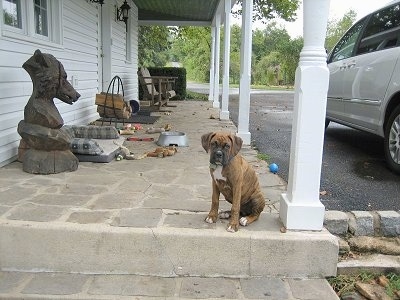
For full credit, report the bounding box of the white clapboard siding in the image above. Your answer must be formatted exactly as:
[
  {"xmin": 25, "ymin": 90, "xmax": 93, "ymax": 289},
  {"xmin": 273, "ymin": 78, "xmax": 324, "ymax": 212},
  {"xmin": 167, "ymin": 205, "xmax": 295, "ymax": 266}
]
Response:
[
  {"xmin": 0, "ymin": 0, "xmax": 139, "ymax": 167},
  {"xmin": 110, "ymin": 2, "xmax": 138, "ymax": 102}
]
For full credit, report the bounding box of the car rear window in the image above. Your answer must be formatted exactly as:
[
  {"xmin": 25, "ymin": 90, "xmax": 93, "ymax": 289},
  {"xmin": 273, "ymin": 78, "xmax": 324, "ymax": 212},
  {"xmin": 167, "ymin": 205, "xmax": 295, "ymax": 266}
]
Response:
[
  {"xmin": 356, "ymin": 4, "xmax": 400, "ymax": 55},
  {"xmin": 363, "ymin": 4, "xmax": 400, "ymax": 37}
]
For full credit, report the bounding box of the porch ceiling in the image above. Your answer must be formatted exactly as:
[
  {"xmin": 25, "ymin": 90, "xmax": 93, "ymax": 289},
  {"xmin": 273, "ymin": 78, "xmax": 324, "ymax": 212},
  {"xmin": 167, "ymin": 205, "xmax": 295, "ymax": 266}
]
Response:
[{"xmin": 132, "ymin": 0, "xmax": 221, "ymax": 26}]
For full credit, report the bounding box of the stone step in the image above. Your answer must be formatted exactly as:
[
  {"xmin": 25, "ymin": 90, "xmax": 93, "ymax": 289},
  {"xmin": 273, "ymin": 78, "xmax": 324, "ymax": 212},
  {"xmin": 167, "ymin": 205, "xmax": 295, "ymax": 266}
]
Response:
[
  {"xmin": 337, "ymin": 254, "xmax": 400, "ymax": 275},
  {"xmin": 0, "ymin": 271, "xmax": 339, "ymax": 300},
  {"xmin": 0, "ymin": 214, "xmax": 338, "ymax": 278}
]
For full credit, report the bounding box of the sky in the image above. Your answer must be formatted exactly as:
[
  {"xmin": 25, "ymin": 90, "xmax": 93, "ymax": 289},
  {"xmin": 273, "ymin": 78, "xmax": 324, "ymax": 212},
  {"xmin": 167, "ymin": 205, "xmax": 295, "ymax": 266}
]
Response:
[
  {"xmin": 283, "ymin": 0, "xmax": 393, "ymax": 38},
  {"xmin": 232, "ymin": 0, "xmax": 393, "ymax": 38}
]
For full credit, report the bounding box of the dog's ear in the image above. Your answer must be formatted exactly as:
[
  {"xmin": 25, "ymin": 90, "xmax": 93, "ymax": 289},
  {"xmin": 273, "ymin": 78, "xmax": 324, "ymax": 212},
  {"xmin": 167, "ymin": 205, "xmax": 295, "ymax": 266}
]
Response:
[
  {"xmin": 33, "ymin": 49, "xmax": 50, "ymax": 68},
  {"xmin": 201, "ymin": 132, "xmax": 215, "ymax": 153},
  {"xmin": 231, "ymin": 135, "xmax": 243, "ymax": 157},
  {"xmin": 23, "ymin": 49, "xmax": 50, "ymax": 73}
]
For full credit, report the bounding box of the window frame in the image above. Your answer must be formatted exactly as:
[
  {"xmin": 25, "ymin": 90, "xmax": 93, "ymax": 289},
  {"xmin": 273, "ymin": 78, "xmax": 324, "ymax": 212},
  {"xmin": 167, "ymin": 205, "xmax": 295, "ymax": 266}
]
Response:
[
  {"xmin": 328, "ymin": 2, "xmax": 400, "ymax": 63},
  {"xmin": 328, "ymin": 17, "xmax": 368, "ymax": 63},
  {"xmin": 1, "ymin": 0, "xmax": 63, "ymax": 46},
  {"xmin": 2, "ymin": 0, "xmax": 26, "ymax": 34},
  {"xmin": 33, "ymin": 0, "xmax": 49, "ymax": 38},
  {"xmin": 356, "ymin": 3, "xmax": 400, "ymax": 55}
]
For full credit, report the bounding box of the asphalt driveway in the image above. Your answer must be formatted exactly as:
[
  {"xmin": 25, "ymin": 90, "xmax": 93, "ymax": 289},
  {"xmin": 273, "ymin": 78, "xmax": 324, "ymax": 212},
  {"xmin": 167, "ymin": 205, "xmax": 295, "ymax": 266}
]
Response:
[{"xmin": 188, "ymin": 83, "xmax": 400, "ymax": 211}]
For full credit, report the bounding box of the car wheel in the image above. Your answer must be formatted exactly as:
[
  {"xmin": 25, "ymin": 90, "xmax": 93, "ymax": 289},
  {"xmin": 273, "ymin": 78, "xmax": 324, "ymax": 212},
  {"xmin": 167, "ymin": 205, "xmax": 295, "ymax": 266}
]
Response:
[{"xmin": 384, "ymin": 105, "xmax": 400, "ymax": 174}]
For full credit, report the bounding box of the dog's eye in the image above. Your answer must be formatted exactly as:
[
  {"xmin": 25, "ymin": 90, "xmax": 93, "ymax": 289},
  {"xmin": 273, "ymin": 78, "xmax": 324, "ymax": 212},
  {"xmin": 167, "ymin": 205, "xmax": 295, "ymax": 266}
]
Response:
[
  {"xmin": 224, "ymin": 144, "xmax": 230, "ymax": 149},
  {"xmin": 211, "ymin": 141, "xmax": 218, "ymax": 147}
]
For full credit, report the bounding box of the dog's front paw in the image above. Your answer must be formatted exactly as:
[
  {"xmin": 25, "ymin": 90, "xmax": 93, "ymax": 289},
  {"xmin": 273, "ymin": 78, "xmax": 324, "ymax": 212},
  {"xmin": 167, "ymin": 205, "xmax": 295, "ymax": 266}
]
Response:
[
  {"xmin": 205, "ymin": 215, "xmax": 217, "ymax": 224},
  {"xmin": 227, "ymin": 223, "xmax": 239, "ymax": 232},
  {"xmin": 239, "ymin": 217, "xmax": 248, "ymax": 226}
]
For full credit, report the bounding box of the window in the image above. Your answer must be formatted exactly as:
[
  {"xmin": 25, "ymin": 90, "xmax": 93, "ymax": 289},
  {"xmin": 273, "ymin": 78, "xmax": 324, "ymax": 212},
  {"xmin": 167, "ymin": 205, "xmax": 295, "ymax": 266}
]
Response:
[
  {"xmin": 3, "ymin": 0, "xmax": 21, "ymax": 28},
  {"xmin": 1, "ymin": 0, "xmax": 61, "ymax": 44},
  {"xmin": 363, "ymin": 4, "xmax": 400, "ymax": 37},
  {"xmin": 34, "ymin": 0, "xmax": 48, "ymax": 36},
  {"xmin": 356, "ymin": 3, "xmax": 400, "ymax": 55},
  {"xmin": 329, "ymin": 18, "xmax": 367, "ymax": 62}
]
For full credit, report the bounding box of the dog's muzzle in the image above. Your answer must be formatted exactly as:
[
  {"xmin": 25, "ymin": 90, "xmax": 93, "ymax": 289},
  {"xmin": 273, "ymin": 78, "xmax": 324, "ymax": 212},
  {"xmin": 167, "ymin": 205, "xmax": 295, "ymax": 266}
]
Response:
[{"xmin": 211, "ymin": 149, "xmax": 226, "ymax": 165}]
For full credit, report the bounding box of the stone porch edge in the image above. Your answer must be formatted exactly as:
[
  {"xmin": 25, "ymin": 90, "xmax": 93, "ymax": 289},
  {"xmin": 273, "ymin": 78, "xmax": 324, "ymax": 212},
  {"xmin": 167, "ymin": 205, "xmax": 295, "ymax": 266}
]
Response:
[{"xmin": 324, "ymin": 210, "xmax": 400, "ymax": 237}]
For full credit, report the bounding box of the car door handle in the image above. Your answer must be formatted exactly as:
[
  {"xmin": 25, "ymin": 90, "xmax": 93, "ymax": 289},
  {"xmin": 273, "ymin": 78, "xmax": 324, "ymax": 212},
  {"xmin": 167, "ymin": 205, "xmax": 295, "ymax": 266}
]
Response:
[
  {"xmin": 339, "ymin": 63, "xmax": 347, "ymax": 70},
  {"xmin": 347, "ymin": 61, "xmax": 356, "ymax": 68}
]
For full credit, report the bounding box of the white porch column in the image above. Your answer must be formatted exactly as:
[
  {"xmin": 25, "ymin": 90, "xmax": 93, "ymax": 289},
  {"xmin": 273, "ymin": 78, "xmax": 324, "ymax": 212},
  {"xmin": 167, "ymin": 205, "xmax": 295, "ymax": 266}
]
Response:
[
  {"xmin": 236, "ymin": 0, "xmax": 252, "ymax": 145},
  {"xmin": 212, "ymin": 14, "xmax": 221, "ymax": 108},
  {"xmin": 220, "ymin": 0, "xmax": 231, "ymax": 120},
  {"xmin": 279, "ymin": 0, "xmax": 331, "ymax": 230},
  {"xmin": 209, "ymin": 26, "xmax": 216, "ymax": 102}
]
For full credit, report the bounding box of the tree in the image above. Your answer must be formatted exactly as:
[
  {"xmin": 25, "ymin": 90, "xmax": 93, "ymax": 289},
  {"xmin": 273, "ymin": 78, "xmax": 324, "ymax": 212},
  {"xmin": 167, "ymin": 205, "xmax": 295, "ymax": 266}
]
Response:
[
  {"xmin": 138, "ymin": 26, "xmax": 172, "ymax": 67},
  {"xmin": 276, "ymin": 37, "xmax": 303, "ymax": 85},
  {"xmin": 253, "ymin": 51, "xmax": 281, "ymax": 86},
  {"xmin": 228, "ymin": 25, "xmax": 242, "ymax": 84},
  {"xmin": 143, "ymin": 1, "xmax": 301, "ymax": 83},
  {"xmin": 170, "ymin": 27, "xmax": 212, "ymax": 82},
  {"xmin": 251, "ymin": 23, "xmax": 301, "ymax": 86},
  {"xmin": 252, "ymin": 22, "xmax": 291, "ymax": 61},
  {"xmin": 232, "ymin": 0, "xmax": 300, "ymax": 22},
  {"xmin": 325, "ymin": 10, "xmax": 357, "ymax": 53}
]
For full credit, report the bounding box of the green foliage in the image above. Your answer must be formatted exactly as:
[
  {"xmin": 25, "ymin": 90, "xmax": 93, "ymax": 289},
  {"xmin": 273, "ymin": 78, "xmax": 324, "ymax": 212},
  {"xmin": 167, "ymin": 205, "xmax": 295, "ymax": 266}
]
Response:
[
  {"xmin": 185, "ymin": 91, "xmax": 209, "ymax": 101},
  {"xmin": 253, "ymin": 22, "xmax": 291, "ymax": 61},
  {"xmin": 3, "ymin": 10, "xmax": 17, "ymax": 26},
  {"xmin": 328, "ymin": 272, "xmax": 400, "ymax": 298},
  {"xmin": 233, "ymin": 0, "xmax": 300, "ymax": 23},
  {"xmin": 386, "ymin": 273, "xmax": 400, "ymax": 297},
  {"xmin": 171, "ymin": 27, "xmax": 212, "ymax": 82},
  {"xmin": 138, "ymin": 2, "xmax": 302, "ymax": 86},
  {"xmin": 328, "ymin": 273, "xmax": 375, "ymax": 297},
  {"xmin": 257, "ymin": 153, "xmax": 271, "ymax": 163},
  {"xmin": 325, "ymin": 10, "xmax": 357, "ymax": 53},
  {"xmin": 138, "ymin": 26, "xmax": 172, "ymax": 67},
  {"xmin": 137, "ymin": 7, "xmax": 360, "ymax": 88},
  {"xmin": 229, "ymin": 51, "xmax": 241, "ymax": 84},
  {"xmin": 138, "ymin": 67, "xmax": 187, "ymax": 100},
  {"xmin": 251, "ymin": 23, "xmax": 301, "ymax": 86},
  {"xmin": 276, "ymin": 36, "xmax": 303, "ymax": 85},
  {"xmin": 253, "ymin": 51, "xmax": 280, "ymax": 86}
]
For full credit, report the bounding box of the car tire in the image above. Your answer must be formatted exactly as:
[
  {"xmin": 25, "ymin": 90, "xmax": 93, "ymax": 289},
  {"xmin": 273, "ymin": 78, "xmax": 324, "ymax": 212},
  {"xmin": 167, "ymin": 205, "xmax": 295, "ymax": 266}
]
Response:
[{"xmin": 384, "ymin": 105, "xmax": 400, "ymax": 174}]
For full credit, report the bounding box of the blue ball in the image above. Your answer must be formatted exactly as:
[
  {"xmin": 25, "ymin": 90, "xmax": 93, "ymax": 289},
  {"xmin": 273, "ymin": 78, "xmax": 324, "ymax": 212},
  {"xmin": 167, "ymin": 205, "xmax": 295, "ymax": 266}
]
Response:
[{"xmin": 269, "ymin": 163, "xmax": 279, "ymax": 174}]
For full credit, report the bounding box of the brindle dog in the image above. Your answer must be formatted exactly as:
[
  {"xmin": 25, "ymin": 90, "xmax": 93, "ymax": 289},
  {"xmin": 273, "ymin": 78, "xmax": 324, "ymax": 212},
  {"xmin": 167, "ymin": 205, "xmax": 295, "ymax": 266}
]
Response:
[{"xmin": 201, "ymin": 132, "xmax": 265, "ymax": 232}]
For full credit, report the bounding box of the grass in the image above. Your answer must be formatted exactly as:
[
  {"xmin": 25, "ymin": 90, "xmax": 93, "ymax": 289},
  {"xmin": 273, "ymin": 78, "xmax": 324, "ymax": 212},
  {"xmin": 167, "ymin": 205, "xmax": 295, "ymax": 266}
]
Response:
[
  {"xmin": 223, "ymin": 83, "xmax": 294, "ymax": 91},
  {"xmin": 185, "ymin": 90, "xmax": 209, "ymax": 101},
  {"xmin": 328, "ymin": 272, "xmax": 400, "ymax": 298},
  {"xmin": 251, "ymin": 84, "xmax": 294, "ymax": 91},
  {"xmin": 387, "ymin": 273, "xmax": 400, "ymax": 298},
  {"xmin": 184, "ymin": 82, "xmax": 293, "ymax": 102},
  {"xmin": 256, "ymin": 152, "xmax": 271, "ymax": 163}
]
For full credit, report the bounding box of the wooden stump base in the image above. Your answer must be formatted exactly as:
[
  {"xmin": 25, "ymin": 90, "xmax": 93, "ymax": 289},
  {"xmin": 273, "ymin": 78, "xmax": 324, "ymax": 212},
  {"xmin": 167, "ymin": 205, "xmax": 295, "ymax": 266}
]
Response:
[{"xmin": 22, "ymin": 149, "xmax": 79, "ymax": 174}]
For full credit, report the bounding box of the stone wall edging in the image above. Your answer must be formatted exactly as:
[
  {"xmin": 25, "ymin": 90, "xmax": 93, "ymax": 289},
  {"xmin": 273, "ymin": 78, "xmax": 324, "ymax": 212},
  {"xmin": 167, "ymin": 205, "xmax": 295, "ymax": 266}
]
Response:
[{"xmin": 324, "ymin": 210, "xmax": 400, "ymax": 237}]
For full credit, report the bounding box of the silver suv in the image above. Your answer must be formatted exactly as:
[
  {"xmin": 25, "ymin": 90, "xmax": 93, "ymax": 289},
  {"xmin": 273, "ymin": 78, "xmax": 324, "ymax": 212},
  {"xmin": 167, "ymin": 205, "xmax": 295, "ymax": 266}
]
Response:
[{"xmin": 326, "ymin": 1, "xmax": 400, "ymax": 174}]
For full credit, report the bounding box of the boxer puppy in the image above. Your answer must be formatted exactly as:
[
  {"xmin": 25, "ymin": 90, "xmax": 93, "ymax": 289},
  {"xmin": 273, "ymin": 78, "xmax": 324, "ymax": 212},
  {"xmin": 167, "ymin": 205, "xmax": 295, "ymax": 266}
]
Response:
[{"xmin": 201, "ymin": 132, "xmax": 265, "ymax": 232}]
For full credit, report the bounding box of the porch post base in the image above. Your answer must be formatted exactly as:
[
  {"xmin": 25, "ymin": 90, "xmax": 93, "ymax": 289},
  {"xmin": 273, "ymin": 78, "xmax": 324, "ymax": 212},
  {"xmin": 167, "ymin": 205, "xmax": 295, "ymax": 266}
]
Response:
[
  {"xmin": 279, "ymin": 193, "xmax": 325, "ymax": 231},
  {"xmin": 236, "ymin": 131, "xmax": 251, "ymax": 145},
  {"xmin": 219, "ymin": 110, "xmax": 229, "ymax": 120}
]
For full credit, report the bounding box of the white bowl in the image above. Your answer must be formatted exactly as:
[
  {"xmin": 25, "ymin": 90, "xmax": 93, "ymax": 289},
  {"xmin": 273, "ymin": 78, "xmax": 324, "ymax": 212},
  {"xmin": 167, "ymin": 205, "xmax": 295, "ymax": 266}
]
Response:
[{"xmin": 157, "ymin": 131, "xmax": 188, "ymax": 147}]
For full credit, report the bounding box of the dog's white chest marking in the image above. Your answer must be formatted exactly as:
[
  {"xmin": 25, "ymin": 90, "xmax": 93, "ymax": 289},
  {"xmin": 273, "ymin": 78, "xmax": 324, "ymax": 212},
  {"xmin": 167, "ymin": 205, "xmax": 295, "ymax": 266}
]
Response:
[{"xmin": 213, "ymin": 165, "xmax": 226, "ymax": 182}]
